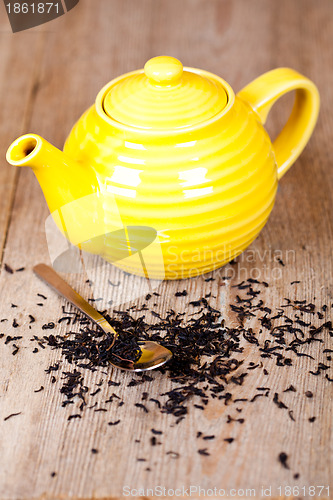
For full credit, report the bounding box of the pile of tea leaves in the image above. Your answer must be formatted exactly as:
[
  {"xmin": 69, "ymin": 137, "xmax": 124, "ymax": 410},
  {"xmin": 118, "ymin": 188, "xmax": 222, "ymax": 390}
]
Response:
[{"xmin": 1, "ymin": 271, "xmax": 332, "ymax": 473}]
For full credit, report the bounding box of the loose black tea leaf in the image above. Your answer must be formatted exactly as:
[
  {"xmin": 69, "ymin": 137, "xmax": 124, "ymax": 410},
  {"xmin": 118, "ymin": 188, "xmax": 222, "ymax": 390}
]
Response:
[
  {"xmin": 12, "ymin": 344, "xmax": 19, "ymax": 355},
  {"xmin": 278, "ymin": 452, "xmax": 290, "ymax": 469},
  {"xmin": 273, "ymin": 393, "xmax": 288, "ymax": 410},
  {"xmin": 90, "ymin": 388, "xmax": 101, "ymax": 396},
  {"xmin": 108, "ymin": 381, "xmax": 120, "ymax": 387},
  {"xmin": 134, "ymin": 403, "xmax": 149, "ymax": 413},
  {"xmin": 4, "ymin": 412, "xmax": 22, "ymax": 421},
  {"xmin": 42, "ymin": 322, "xmax": 55, "ymax": 330},
  {"xmin": 198, "ymin": 448, "xmax": 210, "ymax": 456},
  {"xmin": 288, "ymin": 410, "xmax": 296, "ymax": 422},
  {"xmin": 68, "ymin": 414, "xmax": 81, "ymax": 421},
  {"xmin": 250, "ymin": 394, "xmax": 264, "ymax": 402},
  {"xmin": 108, "ymin": 420, "xmax": 121, "ymax": 426},
  {"xmin": 4, "ymin": 264, "xmax": 14, "ymax": 274},
  {"xmin": 284, "ymin": 385, "xmax": 296, "ymax": 393}
]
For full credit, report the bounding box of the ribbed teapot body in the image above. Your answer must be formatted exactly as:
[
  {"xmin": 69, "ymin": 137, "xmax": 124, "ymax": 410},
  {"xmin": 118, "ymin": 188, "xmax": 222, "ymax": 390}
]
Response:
[{"xmin": 64, "ymin": 96, "xmax": 277, "ymax": 279}]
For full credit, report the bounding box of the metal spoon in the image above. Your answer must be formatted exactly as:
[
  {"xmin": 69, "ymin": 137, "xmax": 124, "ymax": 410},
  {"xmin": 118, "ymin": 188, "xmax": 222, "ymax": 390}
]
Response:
[{"xmin": 33, "ymin": 264, "xmax": 172, "ymax": 372}]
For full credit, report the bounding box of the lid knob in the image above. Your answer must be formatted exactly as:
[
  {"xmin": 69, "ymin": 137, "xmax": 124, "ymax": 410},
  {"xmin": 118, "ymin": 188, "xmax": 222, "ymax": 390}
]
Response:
[{"xmin": 144, "ymin": 56, "xmax": 183, "ymax": 86}]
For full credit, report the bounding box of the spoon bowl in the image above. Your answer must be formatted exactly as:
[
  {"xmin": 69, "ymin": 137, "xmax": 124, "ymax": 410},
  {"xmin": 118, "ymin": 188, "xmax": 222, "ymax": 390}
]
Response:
[{"xmin": 113, "ymin": 341, "xmax": 173, "ymax": 372}]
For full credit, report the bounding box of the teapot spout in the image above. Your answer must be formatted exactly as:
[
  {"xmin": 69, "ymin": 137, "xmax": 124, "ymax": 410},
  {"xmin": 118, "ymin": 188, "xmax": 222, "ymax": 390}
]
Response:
[{"xmin": 6, "ymin": 134, "xmax": 96, "ymax": 214}]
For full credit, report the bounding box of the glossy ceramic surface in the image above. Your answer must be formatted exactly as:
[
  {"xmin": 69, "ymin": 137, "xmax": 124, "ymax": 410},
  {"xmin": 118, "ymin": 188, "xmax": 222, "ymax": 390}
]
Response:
[{"xmin": 6, "ymin": 57, "xmax": 320, "ymax": 279}]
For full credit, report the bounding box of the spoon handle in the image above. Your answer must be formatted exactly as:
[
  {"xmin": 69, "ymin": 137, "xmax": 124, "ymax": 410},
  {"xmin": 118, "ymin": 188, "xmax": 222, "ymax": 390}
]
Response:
[{"xmin": 33, "ymin": 264, "xmax": 117, "ymax": 336}]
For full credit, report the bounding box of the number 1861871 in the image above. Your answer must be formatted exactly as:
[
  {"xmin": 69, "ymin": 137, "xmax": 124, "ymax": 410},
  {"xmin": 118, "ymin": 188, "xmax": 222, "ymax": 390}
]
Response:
[
  {"xmin": 6, "ymin": 3, "xmax": 60, "ymax": 14},
  {"xmin": 277, "ymin": 486, "xmax": 330, "ymax": 497}
]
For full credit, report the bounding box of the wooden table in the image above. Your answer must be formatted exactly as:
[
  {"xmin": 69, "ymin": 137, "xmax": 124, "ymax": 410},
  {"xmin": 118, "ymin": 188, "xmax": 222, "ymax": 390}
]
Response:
[{"xmin": 0, "ymin": 1, "xmax": 332, "ymax": 499}]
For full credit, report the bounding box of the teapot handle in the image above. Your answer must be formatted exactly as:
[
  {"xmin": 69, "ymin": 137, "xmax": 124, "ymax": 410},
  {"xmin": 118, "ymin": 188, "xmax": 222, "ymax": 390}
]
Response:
[{"xmin": 237, "ymin": 68, "xmax": 320, "ymax": 180}]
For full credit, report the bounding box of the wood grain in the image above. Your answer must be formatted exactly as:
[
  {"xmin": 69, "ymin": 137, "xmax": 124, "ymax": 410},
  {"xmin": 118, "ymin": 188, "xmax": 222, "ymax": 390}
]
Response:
[{"xmin": 0, "ymin": 1, "xmax": 332, "ymax": 499}]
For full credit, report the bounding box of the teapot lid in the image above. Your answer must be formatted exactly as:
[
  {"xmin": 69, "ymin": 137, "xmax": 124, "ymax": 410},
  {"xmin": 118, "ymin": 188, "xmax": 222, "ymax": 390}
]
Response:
[{"xmin": 102, "ymin": 56, "xmax": 228, "ymax": 130}]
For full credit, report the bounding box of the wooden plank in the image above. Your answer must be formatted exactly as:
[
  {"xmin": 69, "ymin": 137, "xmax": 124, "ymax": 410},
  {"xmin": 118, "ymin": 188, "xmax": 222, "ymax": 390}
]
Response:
[
  {"xmin": 0, "ymin": 0, "xmax": 332, "ymax": 499},
  {"xmin": 0, "ymin": 14, "xmax": 46, "ymax": 259}
]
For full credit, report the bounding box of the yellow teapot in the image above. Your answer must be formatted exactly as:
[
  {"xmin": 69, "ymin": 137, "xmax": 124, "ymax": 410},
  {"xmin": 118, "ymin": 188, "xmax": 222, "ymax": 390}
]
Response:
[{"xmin": 7, "ymin": 56, "xmax": 319, "ymax": 280}]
